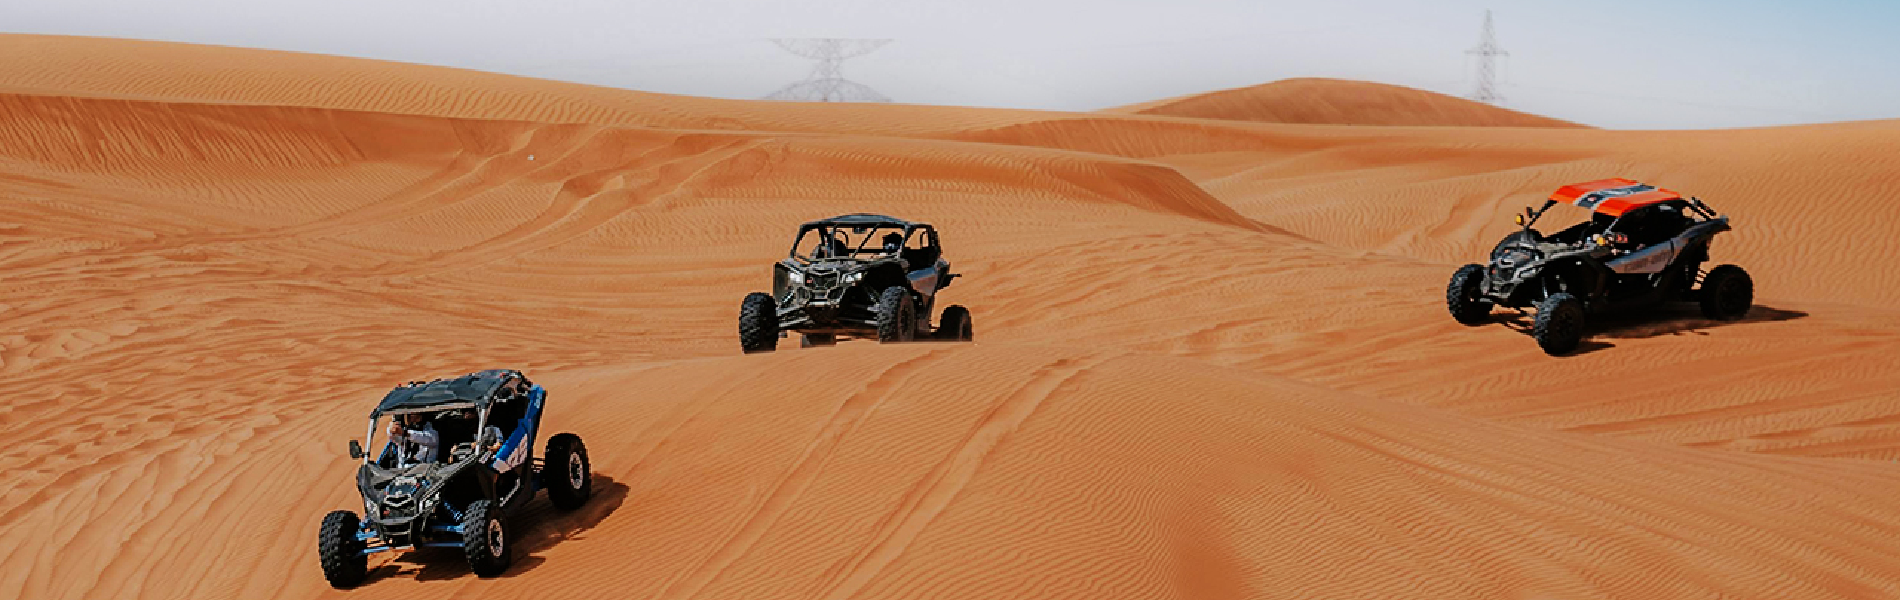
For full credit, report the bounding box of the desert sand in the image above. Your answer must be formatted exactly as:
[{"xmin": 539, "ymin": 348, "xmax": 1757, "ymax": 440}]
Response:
[{"xmin": 2, "ymin": 34, "xmax": 1899, "ymax": 600}]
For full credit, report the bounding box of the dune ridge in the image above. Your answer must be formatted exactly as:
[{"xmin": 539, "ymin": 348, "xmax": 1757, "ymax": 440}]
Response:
[
  {"xmin": 1107, "ymin": 78, "xmax": 1588, "ymax": 128},
  {"xmin": 3, "ymin": 34, "xmax": 1900, "ymax": 600}
]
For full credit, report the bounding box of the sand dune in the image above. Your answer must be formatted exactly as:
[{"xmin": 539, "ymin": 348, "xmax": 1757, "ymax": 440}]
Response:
[
  {"xmin": 4, "ymin": 35, "xmax": 1900, "ymax": 600},
  {"xmin": 1107, "ymin": 78, "xmax": 1587, "ymax": 128}
]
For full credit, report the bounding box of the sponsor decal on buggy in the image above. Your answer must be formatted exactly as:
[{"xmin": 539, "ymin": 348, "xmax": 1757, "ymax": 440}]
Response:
[
  {"xmin": 1574, "ymin": 184, "xmax": 1656, "ymax": 209},
  {"xmin": 490, "ymin": 390, "xmax": 542, "ymax": 472},
  {"xmin": 1608, "ymin": 241, "xmax": 1678, "ymax": 274}
]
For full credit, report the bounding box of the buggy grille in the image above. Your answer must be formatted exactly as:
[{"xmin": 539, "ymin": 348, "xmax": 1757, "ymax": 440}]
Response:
[{"xmin": 1491, "ymin": 246, "xmax": 1540, "ymax": 281}]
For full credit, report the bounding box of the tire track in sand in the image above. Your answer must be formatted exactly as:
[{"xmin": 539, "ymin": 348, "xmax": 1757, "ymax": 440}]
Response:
[
  {"xmin": 658, "ymin": 347, "xmax": 952, "ymax": 600},
  {"xmin": 812, "ymin": 353, "xmax": 1115, "ymax": 600}
]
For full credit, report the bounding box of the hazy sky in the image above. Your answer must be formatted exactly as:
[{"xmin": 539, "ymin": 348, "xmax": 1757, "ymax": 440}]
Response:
[{"xmin": 6, "ymin": 0, "xmax": 1897, "ymax": 129}]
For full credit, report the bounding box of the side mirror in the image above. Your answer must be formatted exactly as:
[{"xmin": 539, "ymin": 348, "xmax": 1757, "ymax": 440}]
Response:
[{"xmin": 349, "ymin": 440, "xmax": 365, "ymax": 460}]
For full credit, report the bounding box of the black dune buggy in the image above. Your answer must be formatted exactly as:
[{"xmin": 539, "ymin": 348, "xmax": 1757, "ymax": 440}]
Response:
[
  {"xmin": 316, "ymin": 369, "xmax": 592, "ymax": 588},
  {"xmin": 1446, "ymin": 179, "xmax": 1754, "ymax": 355},
  {"xmin": 739, "ymin": 214, "xmax": 973, "ymax": 352}
]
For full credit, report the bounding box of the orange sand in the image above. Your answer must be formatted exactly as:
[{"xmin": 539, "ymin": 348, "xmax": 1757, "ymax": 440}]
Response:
[{"xmin": 3, "ymin": 35, "xmax": 1899, "ymax": 600}]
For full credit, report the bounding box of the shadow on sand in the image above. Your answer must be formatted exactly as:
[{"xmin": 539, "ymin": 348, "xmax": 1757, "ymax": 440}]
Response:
[
  {"xmin": 361, "ymin": 474, "xmax": 630, "ymax": 585},
  {"xmin": 1496, "ymin": 305, "xmax": 1807, "ymax": 356}
]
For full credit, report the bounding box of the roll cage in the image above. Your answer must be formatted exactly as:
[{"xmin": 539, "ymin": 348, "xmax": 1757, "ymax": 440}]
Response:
[
  {"xmin": 1517, "ymin": 179, "xmax": 1721, "ymax": 248},
  {"xmin": 788, "ymin": 214, "xmax": 942, "ymax": 269},
  {"xmin": 353, "ymin": 370, "xmax": 542, "ymax": 470}
]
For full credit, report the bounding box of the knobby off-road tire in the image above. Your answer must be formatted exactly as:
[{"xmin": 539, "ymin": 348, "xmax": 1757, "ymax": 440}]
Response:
[
  {"xmin": 462, "ymin": 499, "xmax": 512, "ymax": 577},
  {"xmin": 318, "ymin": 510, "xmax": 368, "ymax": 588},
  {"xmin": 1447, "ymin": 264, "xmax": 1493, "ymax": 325},
  {"xmin": 739, "ymin": 292, "xmax": 779, "ymax": 353},
  {"xmin": 876, "ymin": 287, "xmax": 915, "ymax": 343},
  {"xmin": 936, "ymin": 305, "xmax": 973, "ymax": 341},
  {"xmin": 1699, "ymin": 265, "xmax": 1754, "ymax": 321},
  {"xmin": 1533, "ymin": 293, "xmax": 1587, "ymax": 356},
  {"xmin": 545, "ymin": 433, "xmax": 592, "ymax": 511}
]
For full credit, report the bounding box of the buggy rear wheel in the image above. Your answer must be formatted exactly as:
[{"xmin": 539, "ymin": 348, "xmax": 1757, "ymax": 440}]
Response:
[
  {"xmin": 936, "ymin": 305, "xmax": 973, "ymax": 341},
  {"xmin": 1447, "ymin": 264, "xmax": 1493, "ymax": 325},
  {"xmin": 545, "ymin": 433, "xmax": 592, "ymax": 511},
  {"xmin": 1699, "ymin": 265, "xmax": 1753, "ymax": 321},
  {"xmin": 876, "ymin": 287, "xmax": 916, "ymax": 343},
  {"xmin": 739, "ymin": 292, "xmax": 779, "ymax": 354},
  {"xmin": 1533, "ymin": 293, "xmax": 1587, "ymax": 356},
  {"xmin": 317, "ymin": 510, "xmax": 368, "ymax": 588},
  {"xmin": 462, "ymin": 500, "xmax": 511, "ymax": 577}
]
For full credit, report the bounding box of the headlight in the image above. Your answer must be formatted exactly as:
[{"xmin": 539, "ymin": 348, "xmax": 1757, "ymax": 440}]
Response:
[
  {"xmin": 842, "ymin": 272, "xmax": 865, "ymax": 285},
  {"xmin": 786, "ymin": 270, "xmax": 804, "ymax": 285}
]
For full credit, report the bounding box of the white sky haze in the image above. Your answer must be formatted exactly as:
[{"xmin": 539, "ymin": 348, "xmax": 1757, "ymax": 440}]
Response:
[{"xmin": 5, "ymin": 0, "xmax": 1897, "ymax": 129}]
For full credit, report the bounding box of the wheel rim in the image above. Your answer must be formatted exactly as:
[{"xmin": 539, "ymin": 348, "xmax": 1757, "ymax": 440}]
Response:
[
  {"xmin": 486, "ymin": 518, "xmax": 505, "ymax": 556},
  {"xmin": 567, "ymin": 451, "xmax": 586, "ymax": 490}
]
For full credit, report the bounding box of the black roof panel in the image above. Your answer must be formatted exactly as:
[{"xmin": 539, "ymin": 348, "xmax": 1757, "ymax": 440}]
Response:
[
  {"xmin": 801, "ymin": 213, "xmax": 922, "ymax": 228},
  {"xmin": 372, "ymin": 369, "xmax": 521, "ymax": 417}
]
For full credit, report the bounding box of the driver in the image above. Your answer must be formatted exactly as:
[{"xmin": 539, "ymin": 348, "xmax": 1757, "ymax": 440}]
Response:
[
  {"xmin": 824, "ymin": 234, "xmax": 851, "ymax": 259},
  {"xmin": 881, "ymin": 232, "xmax": 904, "ymax": 254},
  {"xmin": 386, "ymin": 413, "xmax": 441, "ymax": 465}
]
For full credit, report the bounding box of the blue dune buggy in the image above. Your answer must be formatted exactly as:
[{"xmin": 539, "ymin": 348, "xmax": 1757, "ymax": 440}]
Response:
[{"xmin": 316, "ymin": 369, "xmax": 591, "ymax": 588}]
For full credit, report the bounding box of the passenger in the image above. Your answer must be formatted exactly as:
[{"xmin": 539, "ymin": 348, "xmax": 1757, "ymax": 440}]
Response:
[
  {"xmin": 386, "ymin": 413, "xmax": 441, "ymax": 465},
  {"xmin": 1610, "ymin": 205, "xmax": 1688, "ymax": 250},
  {"xmin": 881, "ymin": 232, "xmax": 904, "ymax": 255}
]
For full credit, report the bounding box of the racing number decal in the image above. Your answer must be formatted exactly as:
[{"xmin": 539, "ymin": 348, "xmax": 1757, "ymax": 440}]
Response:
[{"xmin": 1574, "ymin": 184, "xmax": 1656, "ymax": 209}]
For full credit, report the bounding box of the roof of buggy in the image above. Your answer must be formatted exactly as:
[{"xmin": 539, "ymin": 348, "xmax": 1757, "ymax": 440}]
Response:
[
  {"xmin": 1548, "ymin": 178, "xmax": 1685, "ymax": 217},
  {"xmin": 372, "ymin": 369, "xmax": 521, "ymax": 417},
  {"xmin": 801, "ymin": 213, "xmax": 923, "ymax": 229}
]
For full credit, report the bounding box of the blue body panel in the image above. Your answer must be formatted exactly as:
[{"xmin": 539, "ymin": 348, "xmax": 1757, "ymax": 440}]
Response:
[{"xmin": 490, "ymin": 386, "xmax": 545, "ymax": 478}]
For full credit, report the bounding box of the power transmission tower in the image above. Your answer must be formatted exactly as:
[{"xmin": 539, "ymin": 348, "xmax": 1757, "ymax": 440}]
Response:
[
  {"xmin": 1467, "ymin": 10, "xmax": 1507, "ymax": 104},
  {"xmin": 764, "ymin": 39, "xmax": 892, "ymax": 102}
]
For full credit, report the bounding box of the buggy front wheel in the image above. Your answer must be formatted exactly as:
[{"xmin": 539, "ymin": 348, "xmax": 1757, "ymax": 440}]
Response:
[
  {"xmin": 875, "ymin": 287, "xmax": 916, "ymax": 343},
  {"xmin": 1446, "ymin": 264, "xmax": 1493, "ymax": 325},
  {"xmin": 317, "ymin": 510, "xmax": 368, "ymax": 588},
  {"xmin": 739, "ymin": 292, "xmax": 779, "ymax": 353},
  {"xmin": 462, "ymin": 500, "xmax": 511, "ymax": 577},
  {"xmin": 1533, "ymin": 293, "xmax": 1587, "ymax": 356}
]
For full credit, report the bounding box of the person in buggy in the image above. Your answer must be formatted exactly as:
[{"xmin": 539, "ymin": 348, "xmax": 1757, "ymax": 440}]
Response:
[
  {"xmin": 384, "ymin": 413, "xmax": 440, "ymax": 465},
  {"xmin": 1541, "ymin": 200, "xmax": 1694, "ymax": 254}
]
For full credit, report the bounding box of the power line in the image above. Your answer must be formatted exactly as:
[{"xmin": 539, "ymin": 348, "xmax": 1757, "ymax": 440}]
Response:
[
  {"xmin": 1467, "ymin": 9, "xmax": 1507, "ymax": 105},
  {"xmin": 764, "ymin": 39, "xmax": 892, "ymax": 103}
]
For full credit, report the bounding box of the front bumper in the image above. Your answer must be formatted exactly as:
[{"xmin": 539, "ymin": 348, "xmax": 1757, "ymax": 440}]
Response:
[
  {"xmin": 777, "ymin": 286, "xmax": 878, "ymax": 331},
  {"xmin": 1480, "ymin": 264, "xmax": 1541, "ymax": 307}
]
